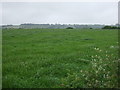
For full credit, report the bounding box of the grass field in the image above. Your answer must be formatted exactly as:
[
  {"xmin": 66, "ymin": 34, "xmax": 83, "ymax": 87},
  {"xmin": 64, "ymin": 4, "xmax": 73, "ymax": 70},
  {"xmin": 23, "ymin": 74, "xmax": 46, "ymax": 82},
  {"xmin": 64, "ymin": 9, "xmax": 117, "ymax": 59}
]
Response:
[{"xmin": 2, "ymin": 29, "xmax": 119, "ymax": 88}]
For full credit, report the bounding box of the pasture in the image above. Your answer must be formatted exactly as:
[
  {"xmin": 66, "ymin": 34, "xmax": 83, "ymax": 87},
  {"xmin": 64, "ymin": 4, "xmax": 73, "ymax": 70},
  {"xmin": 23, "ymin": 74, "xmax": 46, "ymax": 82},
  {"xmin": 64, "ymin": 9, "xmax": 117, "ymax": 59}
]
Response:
[{"xmin": 2, "ymin": 29, "xmax": 119, "ymax": 88}]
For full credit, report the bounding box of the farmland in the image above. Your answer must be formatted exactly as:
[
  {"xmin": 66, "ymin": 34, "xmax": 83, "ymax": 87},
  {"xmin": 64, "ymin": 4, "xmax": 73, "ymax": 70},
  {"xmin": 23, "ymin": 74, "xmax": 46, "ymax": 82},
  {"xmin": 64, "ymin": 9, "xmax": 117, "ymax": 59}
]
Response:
[{"xmin": 2, "ymin": 29, "xmax": 119, "ymax": 88}]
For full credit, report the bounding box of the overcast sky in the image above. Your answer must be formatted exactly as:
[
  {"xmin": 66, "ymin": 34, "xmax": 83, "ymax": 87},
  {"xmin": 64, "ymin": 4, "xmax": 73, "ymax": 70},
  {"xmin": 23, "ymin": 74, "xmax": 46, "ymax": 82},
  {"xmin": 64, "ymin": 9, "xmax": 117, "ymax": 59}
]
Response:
[{"xmin": 1, "ymin": 2, "xmax": 118, "ymax": 25}]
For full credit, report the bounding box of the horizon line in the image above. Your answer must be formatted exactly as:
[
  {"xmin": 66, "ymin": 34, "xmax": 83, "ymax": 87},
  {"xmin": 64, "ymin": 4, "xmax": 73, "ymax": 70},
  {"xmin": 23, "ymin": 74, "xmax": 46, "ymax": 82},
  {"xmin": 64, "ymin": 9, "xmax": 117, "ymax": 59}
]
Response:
[{"xmin": 1, "ymin": 23, "xmax": 118, "ymax": 26}]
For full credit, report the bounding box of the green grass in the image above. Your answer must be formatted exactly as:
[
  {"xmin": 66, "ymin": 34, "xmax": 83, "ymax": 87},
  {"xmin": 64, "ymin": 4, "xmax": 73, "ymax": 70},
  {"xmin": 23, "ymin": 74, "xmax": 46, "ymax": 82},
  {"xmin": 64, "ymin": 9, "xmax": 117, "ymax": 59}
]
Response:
[{"xmin": 2, "ymin": 29, "xmax": 119, "ymax": 88}]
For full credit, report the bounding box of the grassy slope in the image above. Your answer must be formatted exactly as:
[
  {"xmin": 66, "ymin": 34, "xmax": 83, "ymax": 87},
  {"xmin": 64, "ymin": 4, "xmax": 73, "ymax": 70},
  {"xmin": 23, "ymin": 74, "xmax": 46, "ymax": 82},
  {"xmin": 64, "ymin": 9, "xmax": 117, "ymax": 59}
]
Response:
[{"xmin": 2, "ymin": 29, "xmax": 118, "ymax": 88}]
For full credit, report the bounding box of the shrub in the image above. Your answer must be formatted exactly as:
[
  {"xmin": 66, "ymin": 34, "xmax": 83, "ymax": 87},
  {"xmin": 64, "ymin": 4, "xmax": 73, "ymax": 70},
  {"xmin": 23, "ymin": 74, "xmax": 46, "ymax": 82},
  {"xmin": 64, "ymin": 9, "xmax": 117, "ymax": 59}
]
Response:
[
  {"xmin": 66, "ymin": 27, "xmax": 74, "ymax": 29},
  {"xmin": 60, "ymin": 47, "xmax": 118, "ymax": 88}
]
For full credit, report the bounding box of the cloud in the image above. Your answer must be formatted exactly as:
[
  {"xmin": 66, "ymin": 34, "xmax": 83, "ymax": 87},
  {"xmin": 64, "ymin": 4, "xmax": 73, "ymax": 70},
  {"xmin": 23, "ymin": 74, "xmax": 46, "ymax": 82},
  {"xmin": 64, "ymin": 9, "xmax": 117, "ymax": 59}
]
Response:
[{"xmin": 1, "ymin": 2, "xmax": 118, "ymax": 25}]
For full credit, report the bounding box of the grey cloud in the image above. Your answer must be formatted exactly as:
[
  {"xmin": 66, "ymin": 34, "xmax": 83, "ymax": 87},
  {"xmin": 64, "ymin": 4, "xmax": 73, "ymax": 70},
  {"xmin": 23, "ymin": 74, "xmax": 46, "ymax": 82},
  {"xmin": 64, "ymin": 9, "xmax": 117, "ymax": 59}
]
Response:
[{"xmin": 1, "ymin": 2, "xmax": 118, "ymax": 25}]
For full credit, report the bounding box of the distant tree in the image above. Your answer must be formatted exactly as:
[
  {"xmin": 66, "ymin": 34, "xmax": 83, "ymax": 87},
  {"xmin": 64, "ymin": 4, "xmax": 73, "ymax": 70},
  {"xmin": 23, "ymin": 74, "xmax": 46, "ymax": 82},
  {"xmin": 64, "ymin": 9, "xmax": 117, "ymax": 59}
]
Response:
[
  {"xmin": 102, "ymin": 26, "xmax": 118, "ymax": 29},
  {"xmin": 66, "ymin": 27, "xmax": 74, "ymax": 29}
]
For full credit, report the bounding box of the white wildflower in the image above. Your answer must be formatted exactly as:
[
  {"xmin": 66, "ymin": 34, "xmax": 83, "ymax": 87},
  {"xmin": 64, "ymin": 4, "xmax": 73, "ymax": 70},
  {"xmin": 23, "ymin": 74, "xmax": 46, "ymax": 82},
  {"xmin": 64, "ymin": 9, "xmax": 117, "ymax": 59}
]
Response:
[
  {"xmin": 99, "ymin": 50, "xmax": 101, "ymax": 51},
  {"xmin": 80, "ymin": 70, "xmax": 83, "ymax": 73},
  {"xmin": 96, "ymin": 71, "xmax": 98, "ymax": 73},
  {"xmin": 95, "ymin": 80, "xmax": 98, "ymax": 83},
  {"xmin": 96, "ymin": 48, "xmax": 99, "ymax": 50},
  {"xmin": 110, "ymin": 46, "xmax": 114, "ymax": 48}
]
